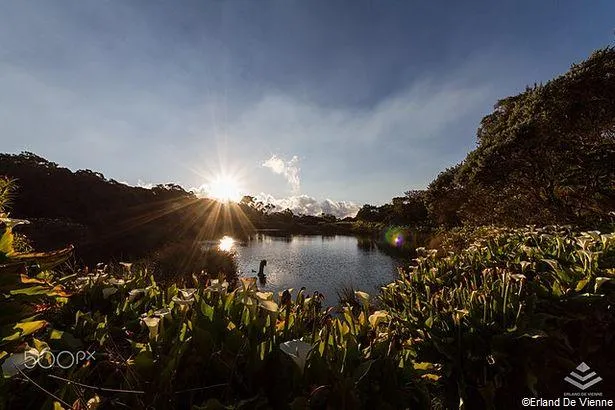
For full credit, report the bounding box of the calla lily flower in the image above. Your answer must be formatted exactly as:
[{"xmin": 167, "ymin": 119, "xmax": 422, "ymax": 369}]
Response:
[
  {"xmin": 354, "ymin": 291, "xmax": 370, "ymax": 306},
  {"xmin": 368, "ymin": 310, "xmax": 390, "ymax": 328},
  {"xmin": 0, "ymin": 217, "xmax": 30, "ymax": 229},
  {"xmin": 259, "ymin": 300, "xmax": 279, "ymax": 313},
  {"xmin": 280, "ymin": 339, "xmax": 312, "ymax": 373},
  {"xmin": 255, "ymin": 291, "xmax": 274, "ymax": 301},
  {"xmin": 153, "ymin": 307, "xmax": 171, "ymax": 318},
  {"xmin": 206, "ymin": 280, "xmax": 228, "ymax": 293},
  {"xmin": 179, "ymin": 288, "xmax": 197, "ymax": 299},
  {"xmin": 239, "ymin": 277, "xmax": 257, "ymax": 291},
  {"xmin": 172, "ymin": 288, "xmax": 197, "ymax": 307},
  {"xmin": 141, "ymin": 316, "xmax": 161, "ymax": 340},
  {"xmin": 108, "ymin": 278, "xmax": 126, "ymax": 286},
  {"xmin": 128, "ymin": 288, "xmax": 145, "ymax": 301},
  {"xmin": 90, "ymin": 273, "xmax": 109, "ymax": 282},
  {"xmin": 172, "ymin": 296, "xmax": 194, "ymax": 306}
]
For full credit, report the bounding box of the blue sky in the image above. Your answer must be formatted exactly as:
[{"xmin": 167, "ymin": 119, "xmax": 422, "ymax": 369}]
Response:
[{"xmin": 0, "ymin": 1, "xmax": 613, "ymax": 216}]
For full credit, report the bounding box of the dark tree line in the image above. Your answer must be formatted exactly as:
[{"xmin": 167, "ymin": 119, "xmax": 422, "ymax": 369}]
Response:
[{"xmin": 0, "ymin": 152, "xmax": 247, "ymax": 263}]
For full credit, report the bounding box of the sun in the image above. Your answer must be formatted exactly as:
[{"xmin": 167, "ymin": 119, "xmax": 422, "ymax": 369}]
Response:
[{"xmin": 208, "ymin": 175, "xmax": 242, "ymax": 203}]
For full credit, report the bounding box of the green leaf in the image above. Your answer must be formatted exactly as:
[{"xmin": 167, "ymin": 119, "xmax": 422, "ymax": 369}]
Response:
[
  {"xmin": 53, "ymin": 402, "xmax": 65, "ymax": 410},
  {"xmin": 200, "ymin": 301, "xmax": 214, "ymax": 320},
  {"xmin": 133, "ymin": 349, "xmax": 155, "ymax": 374},
  {"xmin": 575, "ymin": 278, "xmax": 589, "ymax": 292},
  {"xmin": 1, "ymin": 320, "xmax": 47, "ymax": 344},
  {"xmin": 0, "ymin": 228, "xmax": 14, "ymax": 257},
  {"xmin": 413, "ymin": 362, "xmax": 436, "ymax": 371},
  {"xmin": 49, "ymin": 329, "xmax": 83, "ymax": 350},
  {"xmin": 353, "ymin": 359, "xmax": 375, "ymax": 384}
]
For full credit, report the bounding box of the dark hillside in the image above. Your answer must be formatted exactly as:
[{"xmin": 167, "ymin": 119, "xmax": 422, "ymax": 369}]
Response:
[{"xmin": 0, "ymin": 152, "xmax": 253, "ymax": 263}]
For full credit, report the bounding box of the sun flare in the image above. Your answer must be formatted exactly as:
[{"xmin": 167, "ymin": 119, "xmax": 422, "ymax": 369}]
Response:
[
  {"xmin": 208, "ymin": 175, "xmax": 242, "ymax": 203},
  {"xmin": 218, "ymin": 236, "xmax": 235, "ymax": 252}
]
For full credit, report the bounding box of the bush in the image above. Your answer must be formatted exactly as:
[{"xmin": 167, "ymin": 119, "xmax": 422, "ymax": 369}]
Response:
[
  {"xmin": 147, "ymin": 240, "xmax": 239, "ymax": 288},
  {"xmin": 380, "ymin": 226, "xmax": 615, "ymax": 408}
]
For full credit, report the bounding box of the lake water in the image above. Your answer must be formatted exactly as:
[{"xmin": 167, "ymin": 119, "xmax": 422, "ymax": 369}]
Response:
[{"xmin": 228, "ymin": 234, "xmax": 402, "ymax": 305}]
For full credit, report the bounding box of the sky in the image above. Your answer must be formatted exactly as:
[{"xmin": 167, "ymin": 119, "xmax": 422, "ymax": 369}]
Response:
[{"xmin": 0, "ymin": 1, "xmax": 613, "ymax": 217}]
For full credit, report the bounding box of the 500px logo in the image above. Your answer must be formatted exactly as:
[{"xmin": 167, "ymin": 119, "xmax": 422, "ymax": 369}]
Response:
[{"xmin": 23, "ymin": 348, "xmax": 96, "ymax": 370}]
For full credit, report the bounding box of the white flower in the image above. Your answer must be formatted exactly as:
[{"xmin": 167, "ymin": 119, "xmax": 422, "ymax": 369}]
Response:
[
  {"xmin": 128, "ymin": 288, "xmax": 145, "ymax": 301},
  {"xmin": 368, "ymin": 310, "xmax": 390, "ymax": 328},
  {"xmin": 172, "ymin": 288, "xmax": 197, "ymax": 307},
  {"xmin": 0, "ymin": 217, "xmax": 30, "ymax": 229},
  {"xmin": 179, "ymin": 288, "xmax": 197, "ymax": 299},
  {"xmin": 280, "ymin": 339, "xmax": 313, "ymax": 373},
  {"xmin": 172, "ymin": 296, "xmax": 194, "ymax": 307},
  {"xmin": 259, "ymin": 300, "xmax": 278, "ymax": 313},
  {"xmin": 108, "ymin": 278, "xmax": 126, "ymax": 286},
  {"xmin": 206, "ymin": 280, "xmax": 228, "ymax": 293},
  {"xmin": 119, "ymin": 262, "xmax": 133, "ymax": 272},
  {"xmin": 255, "ymin": 291, "xmax": 274, "ymax": 301},
  {"xmin": 90, "ymin": 273, "xmax": 109, "ymax": 282},
  {"xmin": 141, "ymin": 316, "xmax": 161, "ymax": 340},
  {"xmin": 153, "ymin": 308, "xmax": 171, "ymax": 318},
  {"xmin": 354, "ymin": 291, "xmax": 370, "ymax": 306}
]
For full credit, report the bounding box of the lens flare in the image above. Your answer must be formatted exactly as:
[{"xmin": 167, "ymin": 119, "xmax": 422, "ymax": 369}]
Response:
[{"xmin": 384, "ymin": 227, "xmax": 405, "ymax": 248}]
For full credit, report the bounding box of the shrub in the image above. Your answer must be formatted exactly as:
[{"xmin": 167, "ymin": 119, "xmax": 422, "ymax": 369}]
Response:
[
  {"xmin": 380, "ymin": 226, "xmax": 615, "ymax": 408},
  {"xmin": 147, "ymin": 240, "xmax": 239, "ymax": 288}
]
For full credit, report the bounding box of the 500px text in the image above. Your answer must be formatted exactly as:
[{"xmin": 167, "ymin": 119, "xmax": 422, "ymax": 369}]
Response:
[{"xmin": 23, "ymin": 349, "xmax": 96, "ymax": 370}]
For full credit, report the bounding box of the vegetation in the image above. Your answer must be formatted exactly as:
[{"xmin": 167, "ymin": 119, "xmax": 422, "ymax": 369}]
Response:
[
  {"xmin": 2, "ymin": 208, "xmax": 614, "ymax": 408},
  {"xmin": 357, "ymin": 47, "xmax": 615, "ymax": 231}
]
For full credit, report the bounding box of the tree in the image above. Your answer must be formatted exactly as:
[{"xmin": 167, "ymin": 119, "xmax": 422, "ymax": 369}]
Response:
[{"xmin": 424, "ymin": 47, "xmax": 615, "ymax": 228}]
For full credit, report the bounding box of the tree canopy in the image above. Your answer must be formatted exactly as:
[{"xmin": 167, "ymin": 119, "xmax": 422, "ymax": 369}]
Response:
[{"xmin": 357, "ymin": 47, "xmax": 615, "ymax": 229}]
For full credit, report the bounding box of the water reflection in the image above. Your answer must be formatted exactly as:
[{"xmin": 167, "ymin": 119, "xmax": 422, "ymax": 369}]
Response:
[
  {"xmin": 357, "ymin": 237, "xmax": 377, "ymax": 251},
  {"xmin": 249, "ymin": 233, "xmax": 293, "ymax": 243},
  {"xmin": 219, "ymin": 236, "xmax": 235, "ymax": 251},
  {"xmin": 234, "ymin": 235, "xmax": 400, "ymax": 306}
]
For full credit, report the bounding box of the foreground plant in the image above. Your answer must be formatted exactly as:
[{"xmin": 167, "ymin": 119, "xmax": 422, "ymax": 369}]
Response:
[{"xmin": 380, "ymin": 226, "xmax": 615, "ymax": 408}]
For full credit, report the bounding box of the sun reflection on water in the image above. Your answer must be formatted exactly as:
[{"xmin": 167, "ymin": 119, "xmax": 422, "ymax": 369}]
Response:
[{"xmin": 219, "ymin": 236, "xmax": 235, "ymax": 252}]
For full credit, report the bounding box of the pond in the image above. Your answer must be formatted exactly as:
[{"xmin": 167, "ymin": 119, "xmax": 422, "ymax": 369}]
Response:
[{"xmin": 219, "ymin": 234, "xmax": 403, "ymax": 306}]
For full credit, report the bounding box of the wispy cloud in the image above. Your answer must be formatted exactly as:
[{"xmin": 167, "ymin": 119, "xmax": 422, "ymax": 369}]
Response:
[{"xmin": 262, "ymin": 154, "xmax": 301, "ymax": 194}]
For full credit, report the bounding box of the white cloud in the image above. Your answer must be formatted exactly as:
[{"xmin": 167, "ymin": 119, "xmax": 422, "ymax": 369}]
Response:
[
  {"xmin": 136, "ymin": 180, "xmax": 155, "ymax": 189},
  {"xmin": 262, "ymin": 154, "xmax": 301, "ymax": 194},
  {"xmin": 255, "ymin": 193, "xmax": 359, "ymax": 219}
]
